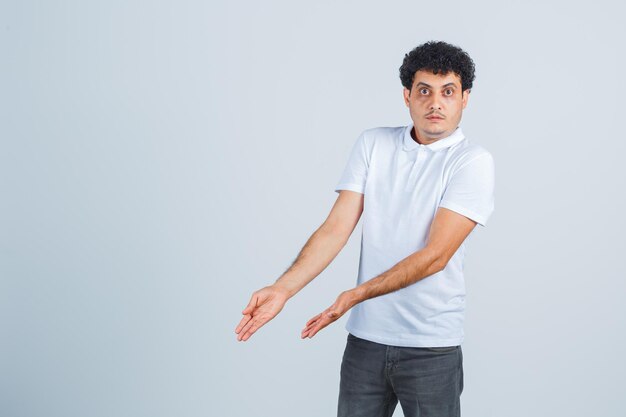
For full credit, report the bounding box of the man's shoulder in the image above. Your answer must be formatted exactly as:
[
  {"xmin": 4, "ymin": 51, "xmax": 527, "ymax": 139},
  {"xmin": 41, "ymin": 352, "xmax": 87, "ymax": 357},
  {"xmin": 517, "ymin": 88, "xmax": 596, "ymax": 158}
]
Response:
[
  {"xmin": 361, "ymin": 125, "xmax": 406, "ymax": 137},
  {"xmin": 358, "ymin": 125, "xmax": 406, "ymax": 148},
  {"xmin": 449, "ymin": 139, "xmax": 494, "ymax": 169}
]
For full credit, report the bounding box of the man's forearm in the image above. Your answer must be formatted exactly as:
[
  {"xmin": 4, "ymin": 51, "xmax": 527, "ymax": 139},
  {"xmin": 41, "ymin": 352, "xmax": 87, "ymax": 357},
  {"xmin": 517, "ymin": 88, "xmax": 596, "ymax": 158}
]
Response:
[
  {"xmin": 351, "ymin": 247, "xmax": 444, "ymax": 304},
  {"xmin": 273, "ymin": 224, "xmax": 348, "ymax": 299}
]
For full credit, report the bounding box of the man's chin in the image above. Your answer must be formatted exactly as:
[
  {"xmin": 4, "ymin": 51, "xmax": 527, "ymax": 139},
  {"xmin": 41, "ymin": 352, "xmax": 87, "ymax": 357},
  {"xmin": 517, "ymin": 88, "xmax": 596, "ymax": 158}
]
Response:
[{"xmin": 422, "ymin": 129, "xmax": 447, "ymax": 137}]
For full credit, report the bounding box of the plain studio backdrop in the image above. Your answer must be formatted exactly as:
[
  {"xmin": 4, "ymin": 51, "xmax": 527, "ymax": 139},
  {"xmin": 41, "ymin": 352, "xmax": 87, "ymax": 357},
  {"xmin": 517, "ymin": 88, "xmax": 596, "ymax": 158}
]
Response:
[{"xmin": 1, "ymin": 1, "xmax": 625, "ymax": 416}]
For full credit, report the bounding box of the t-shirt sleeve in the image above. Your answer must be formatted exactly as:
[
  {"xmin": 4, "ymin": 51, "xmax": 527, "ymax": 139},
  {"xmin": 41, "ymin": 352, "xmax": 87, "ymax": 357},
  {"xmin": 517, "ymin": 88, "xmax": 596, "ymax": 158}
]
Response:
[
  {"xmin": 438, "ymin": 152, "xmax": 495, "ymax": 227},
  {"xmin": 334, "ymin": 131, "xmax": 369, "ymax": 194}
]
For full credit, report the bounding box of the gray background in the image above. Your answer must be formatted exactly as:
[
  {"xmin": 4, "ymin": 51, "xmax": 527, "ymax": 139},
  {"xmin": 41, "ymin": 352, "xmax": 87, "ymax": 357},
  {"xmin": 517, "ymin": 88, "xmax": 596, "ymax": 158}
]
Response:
[{"xmin": 1, "ymin": 1, "xmax": 624, "ymax": 416}]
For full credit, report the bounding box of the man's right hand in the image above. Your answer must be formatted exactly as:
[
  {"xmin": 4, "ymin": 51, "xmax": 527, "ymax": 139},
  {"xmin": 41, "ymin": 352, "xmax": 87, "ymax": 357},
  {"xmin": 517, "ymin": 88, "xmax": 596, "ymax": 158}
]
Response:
[{"xmin": 235, "ymin": 285, "xmax": 290, "ymax": 342}]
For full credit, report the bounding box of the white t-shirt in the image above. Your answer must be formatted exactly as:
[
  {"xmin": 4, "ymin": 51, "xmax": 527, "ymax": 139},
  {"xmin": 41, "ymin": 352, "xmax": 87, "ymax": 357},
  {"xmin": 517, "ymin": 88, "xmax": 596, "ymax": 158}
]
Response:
[{"xmin": 334, "ymin": 123, "xmax": 495, "ymax": 347}]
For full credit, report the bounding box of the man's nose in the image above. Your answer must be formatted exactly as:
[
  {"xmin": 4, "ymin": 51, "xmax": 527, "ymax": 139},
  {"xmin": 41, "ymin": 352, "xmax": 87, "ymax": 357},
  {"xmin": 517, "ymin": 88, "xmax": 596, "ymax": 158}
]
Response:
[{"xmin": 429, "ymin": 99, "xmax": 442, "ymax": 110}]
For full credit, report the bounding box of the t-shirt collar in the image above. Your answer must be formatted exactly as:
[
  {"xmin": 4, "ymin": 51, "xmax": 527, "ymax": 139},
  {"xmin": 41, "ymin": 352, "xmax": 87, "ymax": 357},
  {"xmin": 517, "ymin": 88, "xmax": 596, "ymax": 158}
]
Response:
[{"xmin": 403, "ymin": 123, "xmax": 465, "ymax": 152}]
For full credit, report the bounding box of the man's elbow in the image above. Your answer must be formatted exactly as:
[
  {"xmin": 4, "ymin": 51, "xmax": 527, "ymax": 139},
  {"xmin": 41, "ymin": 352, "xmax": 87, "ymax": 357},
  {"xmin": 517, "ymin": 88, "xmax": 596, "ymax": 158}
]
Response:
[
  {"xmin": 431, "ymin": 258, "xmax": 448, "ymax": 274},
  {"xmin": 429, "ymin": 250, "xmax": 451, "ymax": 274}
]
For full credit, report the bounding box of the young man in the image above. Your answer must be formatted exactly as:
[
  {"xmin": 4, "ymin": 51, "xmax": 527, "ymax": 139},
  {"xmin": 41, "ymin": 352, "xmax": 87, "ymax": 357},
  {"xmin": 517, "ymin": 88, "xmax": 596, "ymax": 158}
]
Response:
[{"xmin": 235, "ymin": 40, "xmax": 495, "ymax": 417}]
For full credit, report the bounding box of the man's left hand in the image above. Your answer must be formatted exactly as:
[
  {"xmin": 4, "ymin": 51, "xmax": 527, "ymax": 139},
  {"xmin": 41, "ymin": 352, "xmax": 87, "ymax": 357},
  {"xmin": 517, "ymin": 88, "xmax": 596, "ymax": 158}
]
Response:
[{"xmin": 301, "ymin": 290, "xmax": 360, "ymax": 339}]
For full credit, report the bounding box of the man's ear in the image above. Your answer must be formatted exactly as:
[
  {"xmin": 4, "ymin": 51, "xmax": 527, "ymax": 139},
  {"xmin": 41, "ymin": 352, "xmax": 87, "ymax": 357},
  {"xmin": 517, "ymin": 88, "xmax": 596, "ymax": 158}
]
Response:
[
  {"xmin": 462, "ymin": 89, "xmax": 470, "ymax": 109},
  {"xmin": 403, "ymin": 87, "xmax": 410, "ymax": 107}
]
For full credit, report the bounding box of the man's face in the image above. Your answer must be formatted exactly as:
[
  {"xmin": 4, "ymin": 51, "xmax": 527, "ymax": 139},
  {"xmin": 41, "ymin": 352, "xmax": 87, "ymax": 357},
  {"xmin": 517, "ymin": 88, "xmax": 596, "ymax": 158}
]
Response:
[{"xmin": 403, "ymin": 69, "xmax": 469, "ymax": 144}]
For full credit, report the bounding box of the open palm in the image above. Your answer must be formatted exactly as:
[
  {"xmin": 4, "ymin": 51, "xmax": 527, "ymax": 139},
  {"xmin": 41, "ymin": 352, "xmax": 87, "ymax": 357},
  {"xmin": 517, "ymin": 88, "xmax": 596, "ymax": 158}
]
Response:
[
  {"xmin": 235, "ymin": 286, "xmax": 289, "ymax": 341},
  {"xmin": 301, "ymin": 291, "xmax": 357, "ymax": 339}
]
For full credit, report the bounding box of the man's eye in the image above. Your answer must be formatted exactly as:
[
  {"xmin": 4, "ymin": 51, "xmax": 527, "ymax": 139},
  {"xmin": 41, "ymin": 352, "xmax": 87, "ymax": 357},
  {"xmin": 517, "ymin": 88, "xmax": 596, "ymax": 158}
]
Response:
[
  {"xmin": 419, "ymin": 88, "xmax": 429, "ymax": 95},
  {"xmin": 444, "ymin": 89, "xmax": 453, "ymax": 95}
]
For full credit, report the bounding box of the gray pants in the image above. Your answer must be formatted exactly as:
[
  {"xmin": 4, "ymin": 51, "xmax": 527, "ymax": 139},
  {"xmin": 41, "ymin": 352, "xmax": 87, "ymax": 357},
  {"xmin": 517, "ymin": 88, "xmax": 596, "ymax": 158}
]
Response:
[{"xmin": 337, "ymin": 333, "xmax": 463, "ymax": 417}]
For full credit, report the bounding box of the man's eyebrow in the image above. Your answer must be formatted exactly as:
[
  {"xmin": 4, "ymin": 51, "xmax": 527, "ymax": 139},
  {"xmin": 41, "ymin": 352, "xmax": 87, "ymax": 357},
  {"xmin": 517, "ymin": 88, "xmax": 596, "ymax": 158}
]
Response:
[{"xmin": 414, "ymin": 82, "xmax": 458, "ymax": 89}]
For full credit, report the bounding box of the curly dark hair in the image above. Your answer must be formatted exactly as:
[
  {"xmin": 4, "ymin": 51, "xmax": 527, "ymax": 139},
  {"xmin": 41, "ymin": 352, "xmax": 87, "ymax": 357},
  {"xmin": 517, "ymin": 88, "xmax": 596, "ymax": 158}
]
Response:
[{"xmin": 399, "ymin": 41, "xmax": 476, "ymax": 92}]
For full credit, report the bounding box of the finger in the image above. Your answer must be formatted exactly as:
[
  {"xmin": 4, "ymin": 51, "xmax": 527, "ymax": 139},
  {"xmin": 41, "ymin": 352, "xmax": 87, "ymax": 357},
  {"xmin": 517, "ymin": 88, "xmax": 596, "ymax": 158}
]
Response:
[
  {"xmin": 302, "ymin": 319, "xmax": 319, "ymax": 334},
  {"xmin": 240, "ymin": 319, "xmax": 264, "ymax": 341},
  {"xmin": 301, "ymin": 321, "xmax": 317, "ymax": 338},
  {"xmin": 242, "ymin": 294, "xmax": 259, "ymax": 315},
  {"xmin": 308, "ymin": 322, "xmax": 326, "ymax": 338},
  {"xmin": 302, "ymin": 306, "xmax": 337, "ymax": 338},
  {"xmin": 303, "ymin": 314, "xmax": 323, "ymax": 331},
  {"xmin": 306, "ymin": 313, "xmax": 322, "ymax": 326},
  {"xmin": 305, "ymin": 317, "xmax": 327, "ymax": 338},
  {"xmin": 239, "ymin": 314, "xmax": 270, "ymax": 341},
  {"xmin": 302, "ymin": 321, "xmax": 316, "ymax": 333},
  {"xmin": 238, "ymin": 318, "xmax": 258, "ymax": 341},
  {"xmin": 310, "ymin": 313, "xmax": 337, "ymax": 338},
  {"xmin": 307, "ymin": 325, "xmax": 320, "ymax": 338},
  {"xmin": 302, "ymin": 323, "xmax": 318, "ymax": 338},
  {"xmin": 235, "ymin": 314, "xmax": 252, "ymax": 334},
  {"xmin": 302, "ymin": 316, "xmax": 322, "ymax": 336}
]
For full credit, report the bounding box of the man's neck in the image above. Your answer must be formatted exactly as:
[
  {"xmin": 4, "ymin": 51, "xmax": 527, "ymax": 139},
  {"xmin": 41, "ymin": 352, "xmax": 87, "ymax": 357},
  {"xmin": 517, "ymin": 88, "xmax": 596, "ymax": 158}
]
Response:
[
  {"xmin": 411, "ymin": 126, "xmax": 456, "ymax": 145},
  {"xmin": 411, "ymin": 127, "xmax": 434, "ymax": 145}
]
